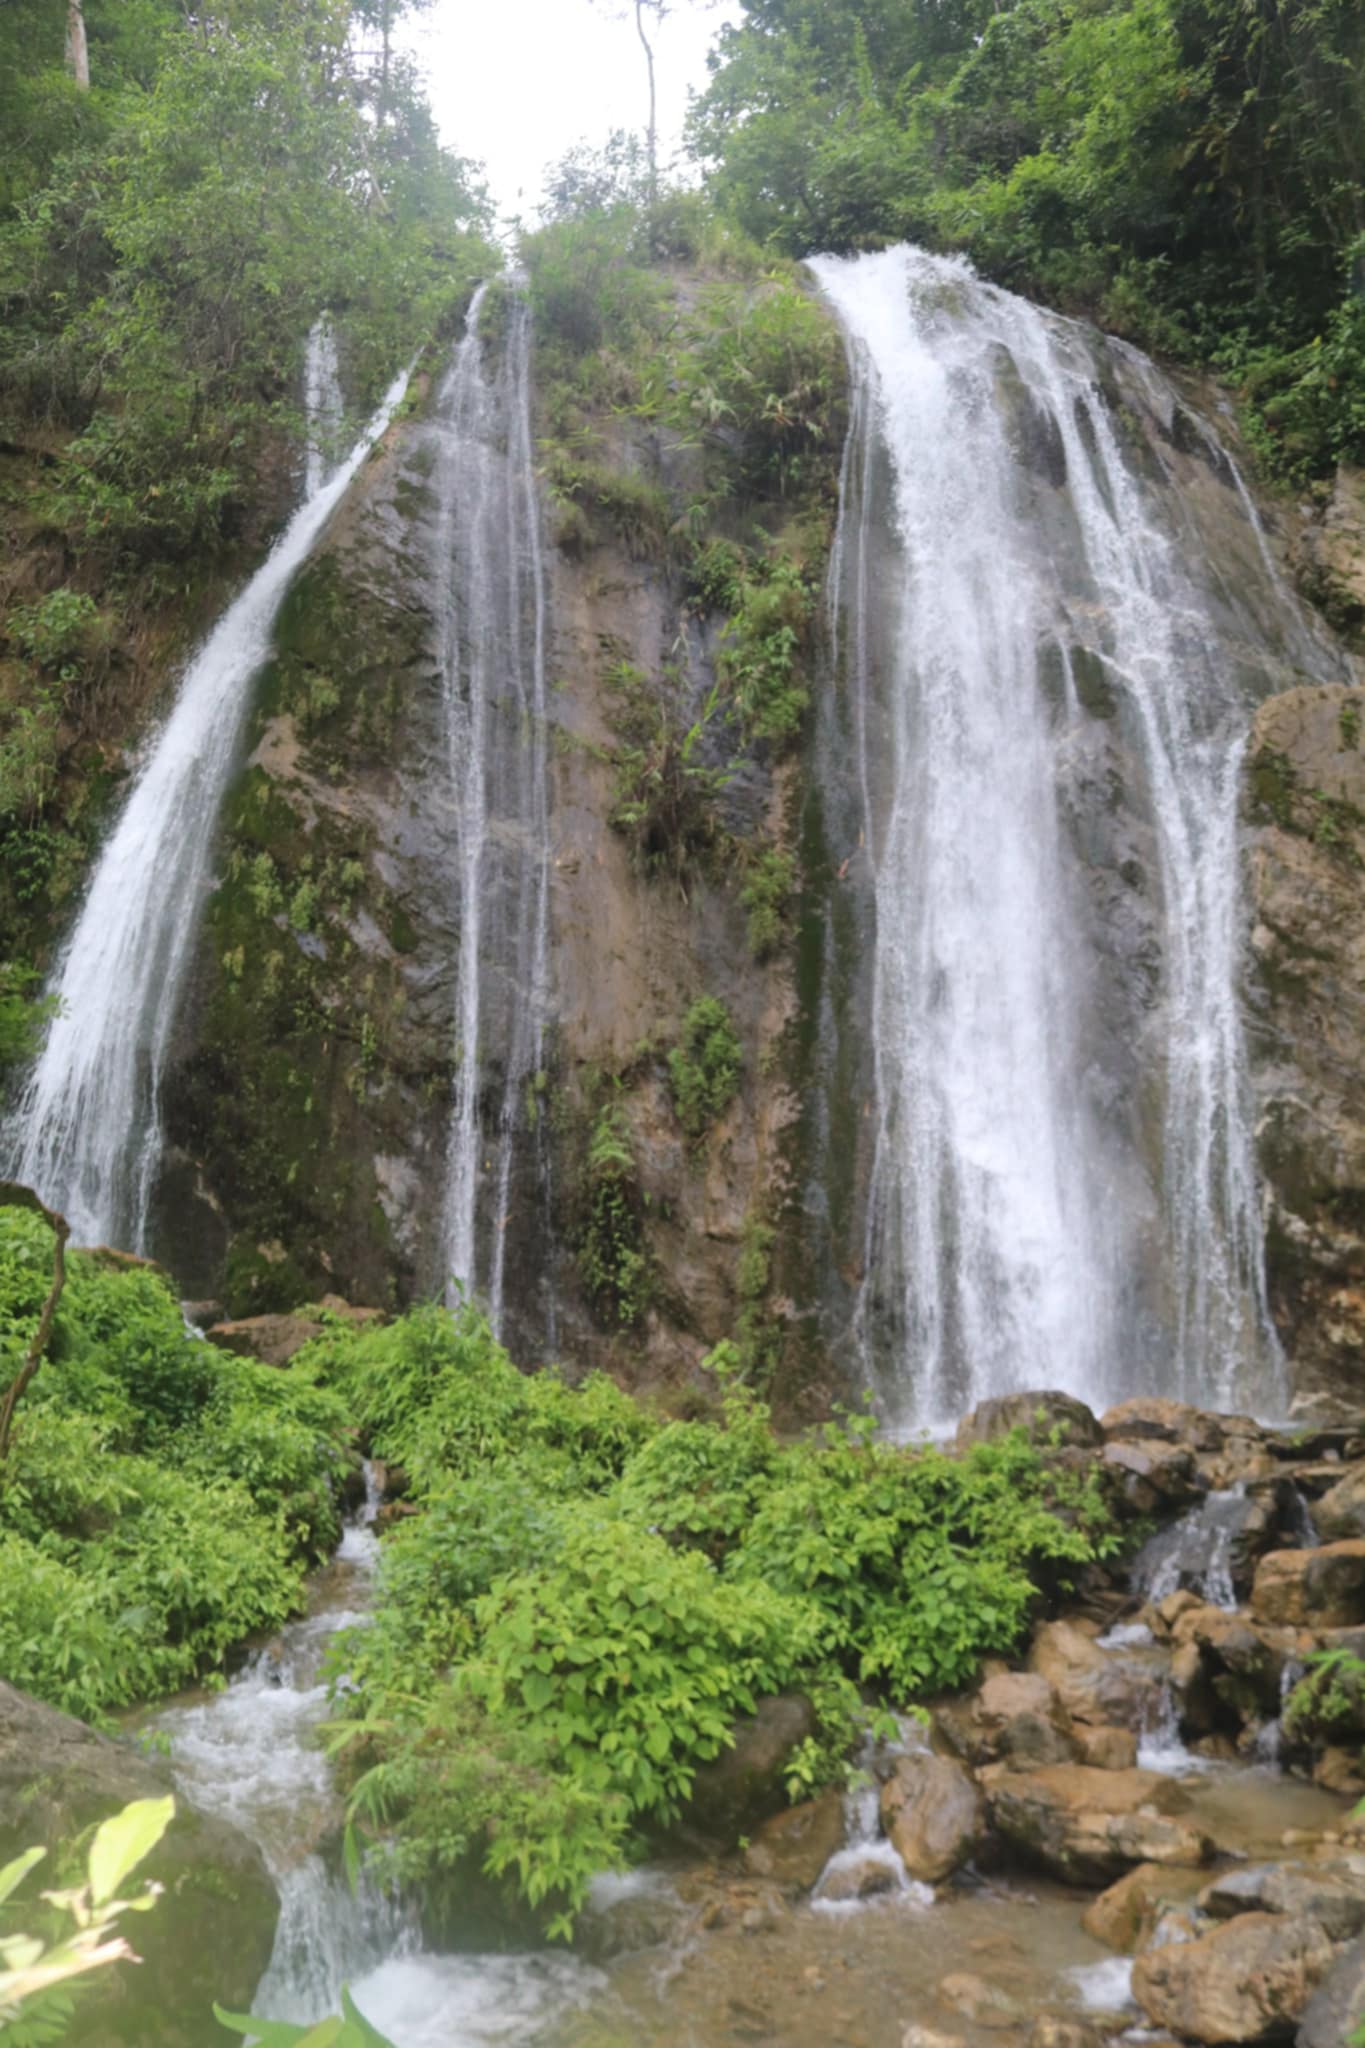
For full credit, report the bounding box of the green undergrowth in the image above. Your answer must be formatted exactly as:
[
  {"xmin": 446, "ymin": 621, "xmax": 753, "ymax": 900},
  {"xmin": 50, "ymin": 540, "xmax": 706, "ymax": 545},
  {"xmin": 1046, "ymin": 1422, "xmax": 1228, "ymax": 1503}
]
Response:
[
  {"xmin": 311, "ymin": 1304, "xmax": 1119, "ymax": 1940},
  {"xmin": 0, "ymin": 1207, "xmax": 350, "ymax": 1721}
]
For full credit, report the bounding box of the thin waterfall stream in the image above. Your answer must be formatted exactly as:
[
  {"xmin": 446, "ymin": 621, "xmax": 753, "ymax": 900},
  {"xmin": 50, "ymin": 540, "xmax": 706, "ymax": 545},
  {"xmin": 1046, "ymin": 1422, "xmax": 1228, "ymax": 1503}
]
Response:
[
  {"xmin": 2, "ymin": 358, "xmax": 412, "ymax": 1248},
  {"xmin": 433, "ymin": 284, "xmax": 553, "ymax": 1332}
]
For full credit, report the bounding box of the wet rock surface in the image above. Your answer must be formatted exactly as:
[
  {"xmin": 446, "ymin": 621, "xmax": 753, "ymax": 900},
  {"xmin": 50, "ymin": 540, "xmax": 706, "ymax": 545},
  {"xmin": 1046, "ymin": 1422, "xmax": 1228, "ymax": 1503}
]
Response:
[{"xmin": 0, "ymin": 1679, "xmax": 278, "ymax": 2047}]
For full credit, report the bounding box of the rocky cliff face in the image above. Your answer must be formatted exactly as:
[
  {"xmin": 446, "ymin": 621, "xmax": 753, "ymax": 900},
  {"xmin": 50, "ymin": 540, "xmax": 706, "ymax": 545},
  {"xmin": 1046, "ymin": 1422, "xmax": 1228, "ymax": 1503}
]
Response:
[
  {"xmin": 142, "ymin": 277, "xmax": 1365, "ymax": 1418},
  {"xmin": 155, "ymin": 273, "xmax": 840, "ymax": 1411}
]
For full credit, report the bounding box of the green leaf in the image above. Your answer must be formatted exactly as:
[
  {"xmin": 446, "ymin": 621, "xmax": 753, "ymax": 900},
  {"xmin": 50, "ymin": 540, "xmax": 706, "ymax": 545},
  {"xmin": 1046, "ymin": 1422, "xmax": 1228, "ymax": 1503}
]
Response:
[
  {"xmin": 0, "ymin": 1846, "xmax": 44, "ymax": 1906},
  {"xmin": 88, "ymin": 1796, "xmax": 175, "ymax": 1907}
]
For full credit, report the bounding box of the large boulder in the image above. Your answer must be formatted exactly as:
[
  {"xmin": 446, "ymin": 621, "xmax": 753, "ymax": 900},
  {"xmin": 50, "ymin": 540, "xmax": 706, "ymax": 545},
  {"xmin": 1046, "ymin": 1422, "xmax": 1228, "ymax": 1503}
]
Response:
[
  {"xmin": 1311, "ymin": 1464, "xmax": 1365, "ymax": 1543},
  {"xmin": 979, "ymin": 1763, "xmax": 1211, "ymax": 1886},
  {"xmin": 1029, "ymin": 1620, "xmax": 1161, "ymax": 1730},
  {"xmin": 1132, "ymin": 1911, "xmax": 1338, "ymax": 2043},
  {"xmin": 742, "ymin": 1790, "xmax": 844, "ymax": 1892},
  {"xmin": 1083, "ymin": 1861, "xmax": 1207, "ymax": 1952},
  {"xmin": 0, "ymin": 1680, "xmax": 278, "ymax": 2048},
  {"xmin": 684, "ymin": 1693, "xmax": 814, "ymax": 1839},
  {"xmin": 955, "ymin": 1391, "xmax": 1102, "ymax": 1453},
  {"xmin": 1099, "ymin": 1399, "xmax": 1231, "ymax": 1452},
  {"xmin": 936, "ymin": 1670, "xmax": 1077, "ymax": 1769},
  {"xmin": 204, "ymin": 1310, "xmax": 323, "ymax": 1366},
  {"xmin": 1252, "ymin": 1541, "xmax": 1365, "ymax": 1628},
  {"xmin": 879, "ymin": 1752, "xmax": 985, "ymax": 1882},
  {"xmin": 1297, "ymin": 1929, "xmax": 1365, "ymax": 2048},
  {"xmin": 1198, "ymin": 1860, "xmax": 1365, "ymax": 1944},
  {"xmin": 1102, "ymin": 1437, "xmax": 1200, "ymax": 1510}
]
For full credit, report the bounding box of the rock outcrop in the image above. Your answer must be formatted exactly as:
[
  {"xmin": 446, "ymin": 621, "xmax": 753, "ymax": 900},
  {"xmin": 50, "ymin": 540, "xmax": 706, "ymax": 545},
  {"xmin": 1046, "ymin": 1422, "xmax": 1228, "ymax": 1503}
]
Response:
[{"xmin": 0, "ymin": 1680, "xmax": 278, "ymax": 2048}]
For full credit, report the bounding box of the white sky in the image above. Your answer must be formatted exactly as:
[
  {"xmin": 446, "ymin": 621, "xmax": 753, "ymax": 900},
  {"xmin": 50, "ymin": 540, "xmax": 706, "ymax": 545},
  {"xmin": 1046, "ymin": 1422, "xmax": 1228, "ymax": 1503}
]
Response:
[{"xmin": 407, "ymin": 0, "xmax": 740, "ymax": 226}]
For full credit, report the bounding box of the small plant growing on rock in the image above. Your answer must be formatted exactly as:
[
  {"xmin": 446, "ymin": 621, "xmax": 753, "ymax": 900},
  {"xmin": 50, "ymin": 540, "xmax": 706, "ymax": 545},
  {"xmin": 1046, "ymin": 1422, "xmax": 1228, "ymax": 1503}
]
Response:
[{"xmin": 669, "ymin": 996, "xmax": 741, "ymax": 1139}]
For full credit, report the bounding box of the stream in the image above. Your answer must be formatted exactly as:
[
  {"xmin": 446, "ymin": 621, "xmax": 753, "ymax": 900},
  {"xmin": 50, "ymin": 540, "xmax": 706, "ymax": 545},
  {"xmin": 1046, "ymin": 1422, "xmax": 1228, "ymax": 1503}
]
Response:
[{"xmin": 145, "ymin": 1471, "xmax": 1355, "ymax": 2047}]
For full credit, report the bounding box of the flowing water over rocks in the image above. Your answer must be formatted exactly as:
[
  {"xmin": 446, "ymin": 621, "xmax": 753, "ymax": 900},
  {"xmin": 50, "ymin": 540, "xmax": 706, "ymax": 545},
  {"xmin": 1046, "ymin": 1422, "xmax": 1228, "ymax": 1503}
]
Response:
[
  {"xmin": 2, "ymin": 363, "xmax": 412, "ymax": 1248},
  {"xmin": 808, "ymin": 244, "xmax": 1347, "ymax": 1432}
]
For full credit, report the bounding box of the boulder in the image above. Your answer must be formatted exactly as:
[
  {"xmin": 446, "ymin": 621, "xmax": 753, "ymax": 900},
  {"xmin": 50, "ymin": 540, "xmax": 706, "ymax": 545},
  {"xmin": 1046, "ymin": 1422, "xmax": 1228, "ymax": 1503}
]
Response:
[
  {"xmin": 1100, "ymin": 1400, "xmax": 1230, "ymax": 1452},
  {"xmin": 685, "ymin": 1693, "xmax": 815, "ymax": 1838},
  {"xmin": 742, "ymin": 1790, "xmax": 844, "ymax": 1892},
  {"xmin": 1083, "ymin": 1861, "xmax": 1207, "ymax": 1952},
  {"xmin": 1197, "ymin": 1860, "xmax": 1365, "ymax": 1944},
  {"xmin": 1296, "ymin": 1929, "xmax": 1365, "ymax": 2048},
  {"xmin": 0, "ymin": 1680, "xmax": 277, "ymax": 2048},
  {"xmin": 1132, "ymin": 1911, "xmax": 1337, "ymax": 2043},
  {"xmin": 1252, "ymin": 1541, "xmax": 1365, "ymax": 1628},
  {"xmin": 879, "ymin": 1752, "xmax": 985, "ymax": 1882},
  {"xmin": 979, "ymin": 1763, "xmax": 1211, "ymax": 1887},
  {"xmin": 1073, "ymin": 1723, "xmax": 1139, "ymax": 1771},
  {"xmin": 941, "ymin": 1669, "xmax": 1077, "ymax": 1768},
  {"xmin": 204, "ymin": 1310, "xmax": 323, "ymax": 1367},
  {"xmin": 816, "ymin": 1851, "xmax": 899, "ymax": 1902},
  {"xmin": 1103, "ymin": 1438, "xmax": 1200, "ymax": 1508},
  {"xmin": 1029, "ymin": 1620, "xmax": 1161, "ymax": 1730},
  {"xmin": 955, "ymin": 1390, "xmax": 1103, "ymax": 1453},
  {"xmin": 1311, "ymin": 1464, "xmax": 1365, "ymax": 1543},
  {"xmin": 935, "ymin": 1972, "xmax": 1025, "ymax": 2030},
  {"xmin": 1028, "ymin": 2022, "xmax": 1105, "ymax": 2048}
]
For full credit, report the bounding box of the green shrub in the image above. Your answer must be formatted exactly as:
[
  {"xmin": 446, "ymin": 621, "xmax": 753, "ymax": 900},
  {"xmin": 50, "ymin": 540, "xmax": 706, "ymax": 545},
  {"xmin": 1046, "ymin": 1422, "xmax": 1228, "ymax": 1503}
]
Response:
[
  {"xmin": 669, "ymin": 995, "xmax": 742, "ymax": 1139},
  {"xmin": 740, "ymin": 847, "xmax": 796, "ymax": 959},
  {"xmin": 669, "ymin": 280, "xmax": 843, "ymax": 496},
  {"xmin": 718, "ymin": 557, "xmax": 815, "ymax": 742},
  {"xmin": 577, "ymin": 1106, "xmax": 648, "ymax": 1329}
]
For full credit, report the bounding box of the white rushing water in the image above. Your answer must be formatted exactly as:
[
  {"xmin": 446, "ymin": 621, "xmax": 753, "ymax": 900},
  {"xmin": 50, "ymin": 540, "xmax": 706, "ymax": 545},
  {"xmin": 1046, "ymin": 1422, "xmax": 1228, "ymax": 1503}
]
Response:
[
  {"xmin": 811, "ymin": 243, "xmax": 1329, "ymax": 1430},
  {"xmin": 304, "ymin": 315, "xmax": 345, "ymax": 497},
  {"xmin": 4, "ymin": 359, "xmax": 412, "ymax": 1247},
  {"xmin": 433, "ymin": 284, "xmax": 552, "ymax": 1328}
]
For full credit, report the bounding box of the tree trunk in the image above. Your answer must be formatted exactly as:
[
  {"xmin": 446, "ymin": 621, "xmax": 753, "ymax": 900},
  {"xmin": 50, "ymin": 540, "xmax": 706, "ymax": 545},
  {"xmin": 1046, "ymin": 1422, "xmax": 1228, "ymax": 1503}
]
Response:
[
  {"xmin": 634, "ymin": 0, "xmax": 658, "ymax": 218},
  {"xmin": 65, "ymin": 0, "xmax": 89, "ymax": 90}
]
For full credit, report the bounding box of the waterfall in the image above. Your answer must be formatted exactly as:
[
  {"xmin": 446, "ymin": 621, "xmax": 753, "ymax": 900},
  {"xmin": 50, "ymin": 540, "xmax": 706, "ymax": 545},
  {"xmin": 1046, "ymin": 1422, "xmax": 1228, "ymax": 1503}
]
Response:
[
  {"xmin": 432, "ymin": 284, "xmax": 552, "ymax": 1331},
  {"xmin": 303, "ymin": 315, "xmax": 345, "ymax": 497},
  {"xmin": 810, "ymin": 244, "xmax": 1335, "ymax": 1430},
  {"xmin": 3, "ymin": 362, "xmax": 412, "ymax": 1247}
]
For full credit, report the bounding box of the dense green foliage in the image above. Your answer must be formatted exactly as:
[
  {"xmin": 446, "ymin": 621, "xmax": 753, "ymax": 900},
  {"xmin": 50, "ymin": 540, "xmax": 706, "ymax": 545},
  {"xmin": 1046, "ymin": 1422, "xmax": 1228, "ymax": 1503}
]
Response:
[
  {"xmin": 0, "ymin": 1208, "xmax": 349, "ymax": 1720},
  {"xmin": 690, "ymin": 0, "xmax": 1364, "ymax": 480},
  {"xmin": 0, "ymin": 0, "xmax": 492, "ymax": 1026},
  {"xmin": 669, "ymin": 996, "xmax": 743, "ymax": 1139},
  {"xmin": 313, "ymin": 1305, "xmax": 1117, "ymax": 1937}
]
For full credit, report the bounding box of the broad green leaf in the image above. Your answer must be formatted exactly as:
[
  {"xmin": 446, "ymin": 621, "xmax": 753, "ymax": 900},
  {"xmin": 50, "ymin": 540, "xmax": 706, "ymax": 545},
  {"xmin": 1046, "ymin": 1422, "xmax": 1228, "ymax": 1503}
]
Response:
[
  {"xmin": 88, "ymin": 1796, "xmax": 175, "ymax": 1908},
  {"xmin": 0, "ymin": 1846, "xmax": 44, "ymax": 1905}
]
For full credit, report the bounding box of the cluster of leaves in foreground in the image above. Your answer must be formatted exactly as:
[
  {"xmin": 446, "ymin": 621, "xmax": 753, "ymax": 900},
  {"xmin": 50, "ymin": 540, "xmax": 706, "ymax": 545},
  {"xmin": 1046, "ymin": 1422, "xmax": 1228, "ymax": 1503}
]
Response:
[
  {"xmin": 0, "ymin": 1209, "xmax": 350, "ymax": 1721},
  {"xmin": 315, "ymin": 1306, "xmax": 1117, "ymax": 1938}
]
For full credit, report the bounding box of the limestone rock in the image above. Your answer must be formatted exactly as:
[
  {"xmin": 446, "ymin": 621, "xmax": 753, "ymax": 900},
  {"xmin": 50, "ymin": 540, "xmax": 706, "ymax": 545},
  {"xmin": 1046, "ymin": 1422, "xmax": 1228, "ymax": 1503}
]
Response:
[
  {"xmin": 1083, "ymin": 1861, "xmax": 1207, "ymax": 1952},
  {"xmin": 1028, "ymin": 2022, "xmax": 1104, "ymax": 2048},
  {"xmin": 816, "ymin": 1851, "xmax": 899, "ymax": 1902},
  {"xmin": 1103, "ymin": 1437, "xmax": 1199, "ymax": 1507},
  {"xmin": 1073, "ymin": 1723, "xmax": 1138, "ymax": 1771},
  {"xmin": 980, "ymin": 1763, "xmax": 1210, "ymax": 1886},
  {"xmin": 0, "ymin": 1679, "xmax": 277, "ymax": 2048},
  {"xmin": 1029, "ymin": 1620, "xmax": 1160, "ymax": 1730},
  {"xmin": 879, "ymin": 1751, "xmax": 985, "ymax": 1882},
  {"xmin": 936, "ymin": 1971, "xmax": 1024, "ymax": 2029},
  {"xmin": 1311, "ymin": 1463, "xmax": 1365, "ymax": 1543},
  {"xmin": 685, "ymin": 1693, "xmax": 815, "ymax": 1838},
  {"xmin": 955, "ymin": 1390, "xmax": 1102, "ymax": 1453},
  {"xmin": 1197, "ymin": 1860, "xmax": 1365, "ymax": 1943},
  {"xmin": 204, "ymin": 1310, "xmax": 323, "ymax": 1367},
  {"xmin": 1132, "ymin": 1910, "xmax": 1337, "ymax": 2043},
  {"xmin": 1296, "ymin": 1928, "xmax": 1365, "ymax": 2048},
  {"xmin": 742, "ymin": 1790, "xmax": 844, "ymax": 1892},
  {"xmin": 1252, "ymin": 1541, "xmax": 1365, "ymax": 1628},
  {"xmin": 942, "ymin": 1668, "xmax": 1077, "ymax": 1768},
  {"xmin": 1100, "ymin": 1399, "xmax": 1229, "ymax": 1452}
]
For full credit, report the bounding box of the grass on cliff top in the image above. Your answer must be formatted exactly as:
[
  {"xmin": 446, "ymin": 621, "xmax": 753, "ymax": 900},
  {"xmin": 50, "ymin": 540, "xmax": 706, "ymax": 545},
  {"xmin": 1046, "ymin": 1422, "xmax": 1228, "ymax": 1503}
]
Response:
[{"xmin": 310, "ymin": 1305, "xmax": 1120, "ymax": 1939}]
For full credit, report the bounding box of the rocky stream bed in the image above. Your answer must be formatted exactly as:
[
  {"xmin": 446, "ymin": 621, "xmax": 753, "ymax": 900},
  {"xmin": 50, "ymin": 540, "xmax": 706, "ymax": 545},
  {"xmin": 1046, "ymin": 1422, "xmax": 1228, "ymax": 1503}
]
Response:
[{"xmin": 9, "ymin": 1386, "xmax": 1365, "ymax": 2046}]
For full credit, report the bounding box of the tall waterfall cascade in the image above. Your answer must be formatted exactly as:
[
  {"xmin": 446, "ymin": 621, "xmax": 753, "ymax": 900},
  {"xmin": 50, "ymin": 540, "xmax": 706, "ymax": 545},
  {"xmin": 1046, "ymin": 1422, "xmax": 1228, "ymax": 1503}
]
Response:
[
  {"xmin": 810, "ymin": 244, "xmax": 1345, "ymax": 1432},
  {"xmin": 3, "ymin": 360, "xmax": 412, "ymax": 1247},
  {"xmin": 432, "ymin": 284, "xmax": 553, "ymax": 1330}
]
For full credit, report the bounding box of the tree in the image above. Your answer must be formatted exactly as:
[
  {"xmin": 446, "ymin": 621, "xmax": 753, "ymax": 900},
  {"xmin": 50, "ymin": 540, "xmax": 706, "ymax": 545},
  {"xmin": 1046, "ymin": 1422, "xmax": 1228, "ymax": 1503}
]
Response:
[
  {"xmin": 0, "ymin": 1183, "xmax": 69, "ymax": 1464},
  {"xmin": 64, "ymin": 0, "xmax": 88, "ymax": 88},
  {"xmin": 590, "ymin": 0, "xmax": 671, "ymax": 218}
]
